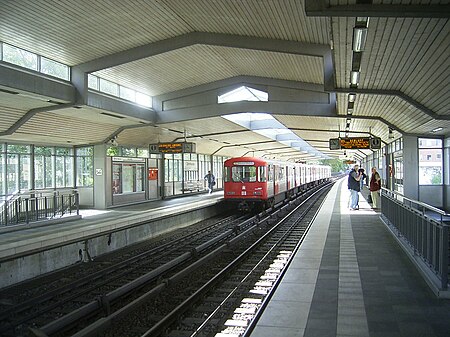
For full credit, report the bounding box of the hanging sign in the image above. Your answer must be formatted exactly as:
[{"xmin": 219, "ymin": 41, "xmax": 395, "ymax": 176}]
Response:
[
  {"xmin": 329, "ymin": 137, "xmax": 382, "ymax": 150},
  {"xmin": 149, "ymin": 142, "xmax": 196, "ymax": 154}
]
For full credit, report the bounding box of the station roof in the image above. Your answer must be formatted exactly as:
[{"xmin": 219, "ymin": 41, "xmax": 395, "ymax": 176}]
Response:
[{"xmin": 0, "ymin": 1, "xmax": 448, "ymax": 162}]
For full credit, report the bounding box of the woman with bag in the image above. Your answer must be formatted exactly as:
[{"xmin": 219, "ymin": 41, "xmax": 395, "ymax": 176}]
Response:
[{"xmin": 369, "ymin": 167, "xmax": 381, "ymax": 209}]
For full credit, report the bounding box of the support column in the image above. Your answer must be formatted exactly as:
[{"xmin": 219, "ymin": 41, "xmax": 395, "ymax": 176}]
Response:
[{"xmin": 93, "ymin": 144, "xmax": 109, "ymax": 209}]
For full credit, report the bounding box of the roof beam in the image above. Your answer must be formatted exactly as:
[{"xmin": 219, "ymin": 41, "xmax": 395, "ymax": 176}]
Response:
[
  {"xmin": 334, "ymin": 88, "xmax": 450, "ymax": 121},
  {"xmin": 305, "ymin": 0, "xmax": 450, "ymax": 18},
  {"xmin": 74, "ymin": 32, "xmax": 331, "ymax": 73},
  {"xmin": 157, "ymin": 100, "xmax": 336, "ymax": 124}
]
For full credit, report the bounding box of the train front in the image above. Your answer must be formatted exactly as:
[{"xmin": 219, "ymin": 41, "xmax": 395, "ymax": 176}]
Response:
[{"xmin": 223, "ymin": 157, "xmax": 268, "ymax": 211}]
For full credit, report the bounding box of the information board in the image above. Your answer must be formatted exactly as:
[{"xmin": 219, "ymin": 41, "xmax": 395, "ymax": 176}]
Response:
[
  {"xmin": 328, "ymin": 137, "xmax": 382, "ymax": 150},
  {"xmin": 340, "ymin": 137, "xmax": 371, "ymax": 149},
  {"xmin": 149, "ymin": 142, "xmax": 196, "ymax": 154}
]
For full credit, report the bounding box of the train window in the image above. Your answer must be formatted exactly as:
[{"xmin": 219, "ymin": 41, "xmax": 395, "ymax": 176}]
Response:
[
  {"xmin": 231, "ymin": 166, "xmax": 257, "ymax": 182},
  {"xmin": 279, "ymin": 166, "xmax": 284, "ymax": 180},
  {"xmin": 224, "ymin": 166, "xmax": 231, "ymax": 182},
  {"xmin": 258, "ymin": 166, "xmax": 266, "ymax": 182},
  {"xmin": 268, "ymin": 165, "xmax": 274, "ymax": 182}
]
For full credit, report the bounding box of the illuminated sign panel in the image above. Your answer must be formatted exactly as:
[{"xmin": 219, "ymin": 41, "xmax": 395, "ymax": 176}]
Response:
[
  {"xmin": 233, "ymin": 161, "xmax": 255, "ymax": 166},
  {"xmin": 329, "ymin": 137, "xmax": 381, "ymax": 150},
  {"xmin": 340, "ymin": 137, "xmax": 370, "ymax": 149},
  {"xmin": 149, "ymin": 142, "xmax": 196, "ymax": 154}
]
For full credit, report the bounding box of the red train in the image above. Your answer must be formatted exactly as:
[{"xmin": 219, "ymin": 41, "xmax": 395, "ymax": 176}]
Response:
[{"xmin": 223, "ymin": 157, "xmax": 331, "ymax": 210}]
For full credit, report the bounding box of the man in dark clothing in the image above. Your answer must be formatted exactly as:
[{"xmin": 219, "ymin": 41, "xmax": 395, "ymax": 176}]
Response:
[
  {"xmin": 348, "ymin": 164, "xmax": 361, "ymax": 210},
  {"xmin": 204, "ymin": 171, "xmax": 215, "ymax": 194}
]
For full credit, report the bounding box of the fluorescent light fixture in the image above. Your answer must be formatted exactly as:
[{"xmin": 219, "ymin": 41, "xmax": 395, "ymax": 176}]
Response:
[
  {"xmin": 350, "ymin": 71, "xmax": 360, "ymax": 85},
  {"xmin": 353, "ymin": 27, "xmax": 368, "ymax": 52},
  {"xmin": 356, "ymin": 17, "xmax": 369, "ymax": 26},
  {"xmin": 432, "ymin": 127, "xmax": 443, "ymax": 133},
  {"xmin": 388, "ymin": 127, "xmax": 394, "ymax": 139},
  {"xmin": 348, "ymin": 93, "xmax": 356, "ymax": 102}
]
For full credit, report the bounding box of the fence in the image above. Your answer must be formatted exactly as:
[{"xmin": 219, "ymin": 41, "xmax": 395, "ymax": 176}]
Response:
[
  {"xmin": 0, "ymin": 189, "xmax": 79, "ymax": 226},
  {"xmin": 380, "ymin": 188, "xmax": 449, "ymax": 291}
]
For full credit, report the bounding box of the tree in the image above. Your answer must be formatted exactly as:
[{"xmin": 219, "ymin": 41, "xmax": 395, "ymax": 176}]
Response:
[{"xmin": 320, "ymin": 159, "xmax": 347, "ymax": 173}]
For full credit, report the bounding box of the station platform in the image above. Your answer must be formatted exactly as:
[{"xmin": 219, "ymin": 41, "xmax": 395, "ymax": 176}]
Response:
[{"xmin": 250, "ymin": 179, "xmax": 450, "ymax": 337}]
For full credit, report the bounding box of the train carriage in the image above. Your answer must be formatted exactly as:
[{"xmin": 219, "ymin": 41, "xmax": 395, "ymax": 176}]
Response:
[{"xmin": 224, "ymin": 157, "xmax": 331, "ymax": 211}]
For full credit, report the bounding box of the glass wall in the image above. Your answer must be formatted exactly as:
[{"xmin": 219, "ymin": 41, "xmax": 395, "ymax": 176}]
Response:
[
  {"xmin": 418, "ymin": 138, "xmax": 443, "ymax": 185},
  {"xmin": 0, "ymin": 143, "xmax": 88, "ymax": 199},
  {"xmin": 164, "ymin": 153, "xmax": 227, "ymax": 196},
  {"xmin": 76, "ymin": 147, "xmax": 94, "ymax": 187},
  {"xmin": 6, "ymin": 144, "xmax": 31, "ymax": 194}
]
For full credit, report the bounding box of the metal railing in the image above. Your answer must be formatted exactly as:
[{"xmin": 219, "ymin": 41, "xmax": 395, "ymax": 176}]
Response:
[
  {"xmin": 0, "ymin": 189, "xmax": 79, "ymax": 227},
  {"xmin": 380, "ymin": 188, "xmax": 449, "ymax": 291}
]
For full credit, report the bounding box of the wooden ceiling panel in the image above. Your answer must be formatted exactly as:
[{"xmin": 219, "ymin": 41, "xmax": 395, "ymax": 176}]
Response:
[{"xmin": 94, "ymin": 45, "xmax": 324, "ymax": 96}]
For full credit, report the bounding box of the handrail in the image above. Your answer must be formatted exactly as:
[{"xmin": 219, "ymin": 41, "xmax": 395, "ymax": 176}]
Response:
[
  {"xmin": 0, "ymin": 189, "xmax": 79, "ymax": 227},
  {"xmin": 380, "ymin": 188, "xmax": 449, "ymax": 293},
  {"xmin": 381, "ymin": 187, "xmax": 450, "ymax": 222}
]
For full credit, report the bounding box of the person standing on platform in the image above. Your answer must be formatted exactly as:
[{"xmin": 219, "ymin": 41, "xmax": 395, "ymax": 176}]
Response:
[
  {"xmin": 358, "ymin": 167, "xmax": 367, "ymax": 191},
  {"xmin": 369, "ymin": 167, "xmax": 381, "ymax": 209},
  {"xmin": 348, "ymin": 164, "xmax": 361, "ymax": 210},
  {"xmin": 204, "ymin": 170, "xmax": 215, "ymax": 194}
]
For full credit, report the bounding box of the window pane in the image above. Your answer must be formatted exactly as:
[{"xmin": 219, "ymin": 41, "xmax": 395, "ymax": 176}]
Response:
[
  {"xmin": 65, "ymin": 156, "xmax": 74, "ymax": 187},
  {"xmin": 8, "ymin": 144, "xmax": 31, "ymax": 154},
  {"xmin": 7, "ymin": 154, "xmax": 19, "ymax": 194},
  {"xmin": 3, "ymin": 44, "xmax": 38, "ymax": 70},
  {"xmin": 45, "ymin": 156, "xmax": 54, "ymax": 188},
  {"xmin": 419, "ymin": 138, "xmax": 442, "ymax": 149},
  {"xmin": 41, "ymin": 57, "xmax": 69, "ymax": 80},
  {"xmin": 99, "ymin": 78, "xmax": 119, "ymax": 96},
  {"xmin": 35, "ymin": 146, "xmax": 52, "ymax": 156},
  {"xmin": 136, "ymin": 92, "xmax": 152, "ymax": 107},
  {"xmin": 77, "ymin": 156, "xmax": 93, "ymax": 187},
  {"xmin": 35, "ymin": 155, "xmax": 45, "ymax": 189},
  {"xmin": 0, "ymin": 153, "xmax": 4, "ymax": 196},
  {"xmin": 88, "ymin": 74, "xmax": 99, "ymax": 90},
  {"xmin": 112, "ymin": 164, "xmax": 121, "ymax": 194},
  {"xmin": 20, "ymin": 155, "xmax": 31, "ymax": 190},
  {"xmin": 419, "ymin": 149, "xmax": 442, "ymax": 185},
  {"xmin": 76, "ymin": 146, "xmax": 93, "ymax": 156},
  {"xmin": 122, "ymin": 164, "xmax": 134, "ymax": 193},
  {"xmin": 137, "ymin": 148, "xmax": 148, "ymax": 158},
  {"xmin": 121, "ymin": 147, "xmax": 136, "ymax": 157},
  {"xmin": 120, "ymin": 86, "xmax": 136, "ymax": 102},
  {"xmin": 136, "ymin": 165, "xmax": 144, "ymax": 192},
  {"xmin": 55, "ymin": 156, "xmax": 64, "ymax": 187},
  {"xmin": 55, "ymin": 147, "xmax": 71, "ymax": 155}
]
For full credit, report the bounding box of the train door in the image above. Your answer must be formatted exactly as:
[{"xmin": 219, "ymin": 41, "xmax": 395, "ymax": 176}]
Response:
[{"xmin": 267, "ymin": 164, "xmax": 274, "ymax": 197}]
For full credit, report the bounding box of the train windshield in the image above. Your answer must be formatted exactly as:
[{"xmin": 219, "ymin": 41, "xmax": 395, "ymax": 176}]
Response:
[{"xmin": 230, "ymin": 165, "xmax": 268, "ymax": 182}]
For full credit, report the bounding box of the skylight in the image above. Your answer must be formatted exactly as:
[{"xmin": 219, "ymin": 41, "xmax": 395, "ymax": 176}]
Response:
[
  {"xmin": 218, "ymin": 86, "xmax": 268, "ymax": 103},
  {"xmin": 218, "ymin": 86, "xmax": 326, "ymax": 160},
  {"xmin": 222, "ymin": 112, "xmax": 327, "ymax": 160}
]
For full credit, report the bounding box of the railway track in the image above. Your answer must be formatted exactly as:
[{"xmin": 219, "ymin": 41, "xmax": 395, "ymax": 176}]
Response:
[
  {"xmin": 0, "ymin": 180, "xmax": 332, "ymax": 337},
  {"xmin": 0, "ymin": 213, "xmax": 251, "ymax": 337},
  {"xmin": 70, "ymin": 182, "xmax": 333, "ymax": 337}
]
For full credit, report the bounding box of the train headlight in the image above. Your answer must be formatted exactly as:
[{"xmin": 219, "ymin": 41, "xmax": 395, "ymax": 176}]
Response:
[{"xmin": 253, "ymin": 191, "xmax": 262, "ymax": 195}]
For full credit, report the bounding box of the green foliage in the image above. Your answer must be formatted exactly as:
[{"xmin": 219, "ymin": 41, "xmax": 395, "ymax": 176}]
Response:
[
  {"xmin": 431, "ymin": 173, "xmax": 442, "ymax": 185},
  {"xmin": 106, "ymin": 146, "xmax": 119, "ymax": 156},
  {"xmin": 320, "ymin": 159, "xmax": 347, "ymax": 173}
]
